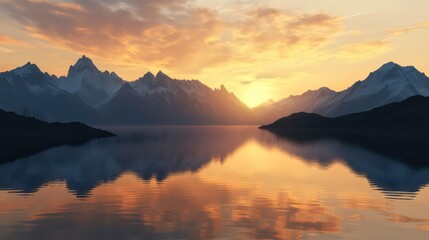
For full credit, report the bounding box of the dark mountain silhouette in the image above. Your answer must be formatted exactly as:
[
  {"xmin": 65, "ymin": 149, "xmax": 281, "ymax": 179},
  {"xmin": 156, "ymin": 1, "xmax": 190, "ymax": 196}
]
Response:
[
  {"xmin": 261, "ymin": 95, "xmax": 429, "ymax": 165},
  {"xmin": 255, "ymin": 62, "xmax": 429, "ymax": 123},
  {"xmin": 0, "ymin": 108, "xmax": 115, "ymax": 162}
]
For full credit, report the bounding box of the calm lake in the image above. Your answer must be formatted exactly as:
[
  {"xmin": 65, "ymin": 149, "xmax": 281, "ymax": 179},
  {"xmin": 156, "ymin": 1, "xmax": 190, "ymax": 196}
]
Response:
[{"xmin": 1, "ymin": 126, "xmax": 429, "ymax": 240}]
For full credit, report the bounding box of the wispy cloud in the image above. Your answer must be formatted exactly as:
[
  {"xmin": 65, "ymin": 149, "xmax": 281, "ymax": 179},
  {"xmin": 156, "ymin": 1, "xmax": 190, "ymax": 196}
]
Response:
[
  {"xmin": 389, "ymin": 22, "xmax": 429, "ymax": 36},
  {"xmin": 0, "ymin": 46, "xmax": 13, "ymax": 53},
  {"xmin": 340, "ymin": 11, "xmax": 371, "ymax": 20},
  {"xmin": 238, "ymin": 80, "xmax": 255, "ymax": 85},
  {"xmin": 337, "ymin": 40, "xmax": 391, "ymax": 60},
  {"xmin": 0, "ymin": 34, "xmax": 29, "ymax": 47}
]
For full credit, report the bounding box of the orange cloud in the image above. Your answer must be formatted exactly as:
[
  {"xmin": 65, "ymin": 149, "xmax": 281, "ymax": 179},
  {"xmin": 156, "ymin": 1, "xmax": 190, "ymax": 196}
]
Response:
[
  {"xmin": 0, "ymin": 35, "xmax": 27, "ymax": 46},
  {"xmin": 0, "ymin": 35, "xmax": 16, "ymax": 45},
  {"xmin": 233, "ymin": 9, "xmax": 341, "ymax": 57},
  {"xmin": 0, "ymin": 1, "xmax": 342, "ymax": 73}
]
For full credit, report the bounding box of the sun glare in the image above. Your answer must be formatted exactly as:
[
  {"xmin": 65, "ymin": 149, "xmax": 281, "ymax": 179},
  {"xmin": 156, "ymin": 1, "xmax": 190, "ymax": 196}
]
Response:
[{"xmin": 240, "ymin": 86, "xmax": 271, "ymax": 108}]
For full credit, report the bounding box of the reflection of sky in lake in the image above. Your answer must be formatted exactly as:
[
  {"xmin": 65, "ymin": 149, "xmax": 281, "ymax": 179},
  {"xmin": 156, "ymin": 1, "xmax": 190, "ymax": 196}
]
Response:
[{"xmin": 1, "ymin": 126, "xmax": 429, "ymax": 239}]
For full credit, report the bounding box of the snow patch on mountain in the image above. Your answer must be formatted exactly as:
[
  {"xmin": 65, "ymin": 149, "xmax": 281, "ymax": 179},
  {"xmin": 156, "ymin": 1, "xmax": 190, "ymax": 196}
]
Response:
[
  {"xmin": 130, "ymin": 71, "xmax": 212, "ymax": 98},
  {"xmin": 55, "ymin": 56, "xmax": 124, "ymax": 106},
  {"xmin": 11, "ymin": 62, "xmax": 41, "ymax": 77}
]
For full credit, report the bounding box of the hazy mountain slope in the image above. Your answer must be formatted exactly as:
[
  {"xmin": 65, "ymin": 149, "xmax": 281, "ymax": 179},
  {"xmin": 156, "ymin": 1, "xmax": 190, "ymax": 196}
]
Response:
[
  {"xmin": 100, "ymin": 72, "xmax": 255, "ymax": 124},
  {"xmin": 262, "ymin": 95, "xmax": 429, "ymax": 134},
  {"xmin": 253, "ymin": 87, "xmax": 336, "ymax": 124},
  {"xmin": 98, "ymin": 83, "xmax": 152, "ymax": 124},
  {"xmin": 255, "ymin": 62, "xmax": 429, "ymax": 122}
]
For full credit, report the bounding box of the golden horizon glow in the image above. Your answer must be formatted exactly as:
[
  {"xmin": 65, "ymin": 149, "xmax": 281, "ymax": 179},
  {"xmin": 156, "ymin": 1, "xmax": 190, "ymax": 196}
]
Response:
[{"xmin": 0, "ymin": 0, "xmax": 429, "ymax": 107}]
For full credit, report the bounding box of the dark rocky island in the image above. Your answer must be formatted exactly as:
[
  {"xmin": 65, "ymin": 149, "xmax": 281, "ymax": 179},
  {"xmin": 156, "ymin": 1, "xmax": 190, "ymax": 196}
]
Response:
[
  {"xmin": 260, "ymin": 96, "xmax": 429, "ymax": 166},
  {"xmin": 0, "ymin": 109, "xmax": 115, "ymax": 162}
]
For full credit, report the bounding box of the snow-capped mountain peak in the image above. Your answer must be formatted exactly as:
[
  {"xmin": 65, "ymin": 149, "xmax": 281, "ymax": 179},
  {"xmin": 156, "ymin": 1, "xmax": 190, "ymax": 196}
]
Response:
[
  {"xmin": 143, "ymin": 71, "xmax": 155, "ymax": 79},
  {"xmin": 12, "ymin": 62, "xmax": 42, "ymax": 77},
  {"xmin": 378, "ymin": 61, "xmax": 399, "ymax": 72},
  {"xmin": 67, "ymin": 55, "xmax": 99, "ymax": 77},
  {"xmin": 357, "ymin": 62, "xmax": 427, "ymax": 87},
  {"xmin": 132, "ymin": 72, "xmax": 155, "ymax": 88},
  {"xmin": 130, "ymin": 71, "xmax": 215, "ymax": 99},
  {"xmin": 366, "ymin": 62, "xmax": 426, "ymax": 83},
  {"xmin": 55, "ymin": 56, "xmax": 124, "ymax": 106},
  {"xmin": 155, "ymin": 71, "xmax": 174, "ymax": 85},
  {"xmin": 155, "ymin": 70, "xmax": 168, "ymax": 79},
  {"xmin": 139, "ymin": 72, "xmax": 156, "ymax": 82},
  {"xmin": 74, "ymin": 55, "xmax": 97, "ymax": 70},
  {"xmin": 131, "ymin": 71, "xmax": 173, "ymax": 94}
]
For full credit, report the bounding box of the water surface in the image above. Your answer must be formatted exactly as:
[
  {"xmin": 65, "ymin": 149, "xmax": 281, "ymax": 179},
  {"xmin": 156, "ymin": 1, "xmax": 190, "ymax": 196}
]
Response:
[{"xmin": 1, "ymin": 126, "xmax": 429, "ymax": 239}]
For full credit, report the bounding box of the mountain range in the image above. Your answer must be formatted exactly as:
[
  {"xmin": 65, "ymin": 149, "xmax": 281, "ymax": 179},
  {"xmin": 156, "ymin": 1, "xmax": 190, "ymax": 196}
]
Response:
[
  {"xmin": 255, "ymin": 62, "xmax": 429, "ymax": 123},
  {"xmin": 100, "ymin": 71, "xmax": 254, "ymax": 124},
  {"xmin": 0, "ymin": 62, "xmax": 101, "ymax": 123},
  {"xmin": 0, "ymin": 56, "xmax": 254, "ymax": 125},
  {"xmin": 1, "ymin": 56, "xmax": 428, "ymax": 125}
]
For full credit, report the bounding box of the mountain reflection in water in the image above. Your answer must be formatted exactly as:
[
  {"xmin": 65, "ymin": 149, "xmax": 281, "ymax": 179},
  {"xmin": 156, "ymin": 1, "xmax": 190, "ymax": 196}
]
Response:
[
  {"xmin": 0, "ymin": 126, "xmax": 254, "ymax": 197},
  {"xmin": 257, "ymin": 130, "xmax": 429, "ymax": 199},
  {"xmin": 1, "ymin": 126, "xmax": 429, "ymax": 240}
]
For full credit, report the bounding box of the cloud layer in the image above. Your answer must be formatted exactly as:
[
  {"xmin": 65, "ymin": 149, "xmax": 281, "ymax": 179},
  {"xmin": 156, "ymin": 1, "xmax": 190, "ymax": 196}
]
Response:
[{"xmin": 0, "ymin": 0, "xmax": 342, "ymax": 73}]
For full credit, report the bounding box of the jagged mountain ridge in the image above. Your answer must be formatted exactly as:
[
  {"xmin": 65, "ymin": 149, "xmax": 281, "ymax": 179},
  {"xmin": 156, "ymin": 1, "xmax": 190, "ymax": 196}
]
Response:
[
  {"xmin": 2, "ymin": 57, "xmax": 428, "ymax": 125},
  {"xmin": 0, "ymin": 56, "xmax": 255, "ymax": 125},
  {"xmin": 255, "ymin": 62, "xmax": 429, "ymax": 123},
  {"xmin": 100, "ymin": 72, "xmax": 255, "ymax": 124}
]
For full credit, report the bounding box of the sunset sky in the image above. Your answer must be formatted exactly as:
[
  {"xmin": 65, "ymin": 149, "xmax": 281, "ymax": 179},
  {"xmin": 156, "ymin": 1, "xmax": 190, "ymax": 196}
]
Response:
[{"xmin": 0, "ymin": 0, "xmax": 428, "ymax": 107}]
